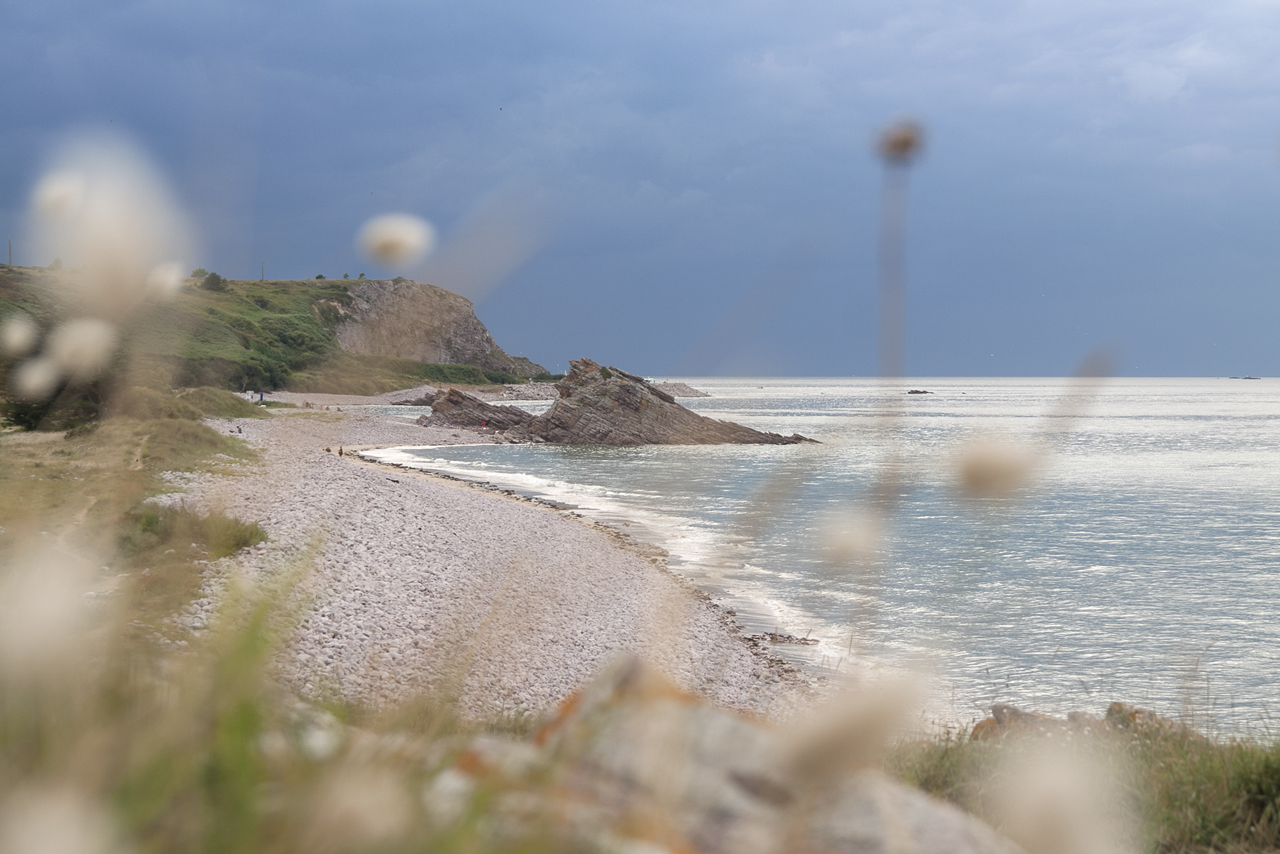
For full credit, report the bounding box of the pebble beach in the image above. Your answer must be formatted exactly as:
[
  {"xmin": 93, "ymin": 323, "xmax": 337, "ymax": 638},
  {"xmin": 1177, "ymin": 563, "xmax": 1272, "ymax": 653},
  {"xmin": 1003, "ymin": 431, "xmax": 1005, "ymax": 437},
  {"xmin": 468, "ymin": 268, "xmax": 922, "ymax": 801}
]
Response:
[{"xmin": 158, "ymin": 392, "xmax": 811, "ymax": 719}]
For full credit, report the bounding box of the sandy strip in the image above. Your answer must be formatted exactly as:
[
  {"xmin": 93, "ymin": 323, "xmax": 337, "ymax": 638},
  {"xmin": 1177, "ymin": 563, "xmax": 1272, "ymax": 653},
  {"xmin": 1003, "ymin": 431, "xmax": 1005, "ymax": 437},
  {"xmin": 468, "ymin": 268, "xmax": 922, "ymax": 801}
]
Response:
[{"xmin": 162, "ymin": 408, "xmax": 811, "ymax": 719}]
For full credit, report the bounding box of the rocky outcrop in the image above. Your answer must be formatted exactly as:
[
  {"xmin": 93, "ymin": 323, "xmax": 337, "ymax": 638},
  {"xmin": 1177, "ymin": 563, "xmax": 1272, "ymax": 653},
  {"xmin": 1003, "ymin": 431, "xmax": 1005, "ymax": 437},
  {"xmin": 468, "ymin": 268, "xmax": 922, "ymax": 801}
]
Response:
[
  {"xmin": 417, "ymin": 388, "xmax": 535, "ymax": 432},
  {"xmin": 421, "ymin": 359, "xmax": 812, "ymax": 445},
  {"xmin": 506, "ymin": 359, "xmax": 813, "ymax": 445},
  {"xmin": 330, "ymin": 278, "xmax": 546, "ymax": 377}
]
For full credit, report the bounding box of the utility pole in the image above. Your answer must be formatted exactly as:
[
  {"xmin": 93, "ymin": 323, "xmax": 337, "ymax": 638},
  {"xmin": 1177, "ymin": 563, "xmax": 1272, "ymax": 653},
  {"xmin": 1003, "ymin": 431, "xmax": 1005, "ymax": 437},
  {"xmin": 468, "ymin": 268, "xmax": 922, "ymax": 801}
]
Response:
[
  {"xmin": 7, "ymin": 237, "xmax": 11, "ymax": 267},
  {"xmin": 261, "ymin": 262, "xmax": 264, "ymax": 282}
]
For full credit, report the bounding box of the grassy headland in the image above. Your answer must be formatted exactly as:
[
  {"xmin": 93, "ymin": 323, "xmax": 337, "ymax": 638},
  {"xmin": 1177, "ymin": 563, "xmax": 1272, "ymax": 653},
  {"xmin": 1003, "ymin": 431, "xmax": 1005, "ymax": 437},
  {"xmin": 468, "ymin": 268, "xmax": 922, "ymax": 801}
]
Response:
[{"xmin": 0, "ymin": 266, "xmax": 534, "ymax": 406}]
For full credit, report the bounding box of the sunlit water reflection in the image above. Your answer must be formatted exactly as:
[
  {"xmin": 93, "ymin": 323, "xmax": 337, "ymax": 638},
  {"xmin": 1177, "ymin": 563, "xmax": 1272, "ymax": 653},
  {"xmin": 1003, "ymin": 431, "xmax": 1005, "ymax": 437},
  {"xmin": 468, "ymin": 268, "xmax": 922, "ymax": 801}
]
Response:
[{"xmin": 364, "ymin": 377, "xmax": 1280, "ymax": 732}]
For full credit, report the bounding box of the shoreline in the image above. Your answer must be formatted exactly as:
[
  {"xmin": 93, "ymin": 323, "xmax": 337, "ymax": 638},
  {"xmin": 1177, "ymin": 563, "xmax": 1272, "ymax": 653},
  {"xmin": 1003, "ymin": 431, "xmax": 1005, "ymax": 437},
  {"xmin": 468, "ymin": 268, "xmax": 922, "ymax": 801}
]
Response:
[
  {"xmin": 165, "ymin": 406, "xmax": 817, "ymax": 719},
  {"xmin": 349, "ymin": 449, "xmax": 820, "ymax": 673},
  {"xmin": 355, "ymin": 445, "xmax": 834, "ymax": 672}
]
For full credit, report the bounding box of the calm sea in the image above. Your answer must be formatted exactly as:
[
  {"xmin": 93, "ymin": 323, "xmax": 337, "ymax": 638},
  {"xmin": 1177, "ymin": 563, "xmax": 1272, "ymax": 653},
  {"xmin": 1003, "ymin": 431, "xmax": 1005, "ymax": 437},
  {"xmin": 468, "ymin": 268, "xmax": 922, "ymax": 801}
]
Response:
[{"xmin": 362, "ymin": 377, "xmax": 1280, "ymax": 731}]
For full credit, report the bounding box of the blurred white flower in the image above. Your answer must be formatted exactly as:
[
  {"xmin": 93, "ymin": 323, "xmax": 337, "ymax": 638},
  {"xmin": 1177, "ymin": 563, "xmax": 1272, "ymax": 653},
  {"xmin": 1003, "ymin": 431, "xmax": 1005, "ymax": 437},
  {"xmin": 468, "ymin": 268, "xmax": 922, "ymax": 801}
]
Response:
[
  {"xmin": 27, "ymin": 134, "xmax": 195, "ymax": 318},
  {"xmin": 0, "ymin": 788, "xmax": 119, "ymax": 854},
  {"xmin": 10, "ymin": 357, "xmax": 62, "ymax": 402},
  {"xmin": 313, "ymin": 768, "xmax": 413, "ymax": 849},
  {"xmin": 300, "ymin": 723, "xmax": 343, "ymax": 761},
  {"xmin": 1, "ymin": 313, "xmax": 39, "ymax": 357},
  {"xmin": 991, "ymin": 742, "xmax": 1134, "ymax": 854},
  {"xmin": 46, "ymin": 318, "xmax": 116, "ymax": 381},
  {"xmin": 421, "ymin": 768, "xmax": 475, "ymax": 827},
  {"xmin": 956, "ymin": 437, "xmax": 1039, "ymax": 499},
  {"xmin": 782, "ymin": 676, "xmax": 919, "ymax": 785},
  {"xmin": 144, "ymin": 262, "xmax": 184, "ymax": 299},
  {"xmin": 357, "ymin": 214, "xmax": 435, "ymax": 267},
  {"xmin": 32, "ymin": 171, "xmax": 86, "ymax": 222},
  {"xmin": 0, "ymin": 549, "xmax": 95, "ymax": 678},
  {"xmin": 821, "ymin": 510, "xmax": 885, "ymax": 566}
]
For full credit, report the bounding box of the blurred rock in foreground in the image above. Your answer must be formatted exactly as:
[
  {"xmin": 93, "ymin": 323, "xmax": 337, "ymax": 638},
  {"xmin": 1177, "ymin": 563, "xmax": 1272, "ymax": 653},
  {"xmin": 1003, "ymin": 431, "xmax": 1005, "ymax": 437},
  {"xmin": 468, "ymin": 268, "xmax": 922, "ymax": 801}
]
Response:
[{"xmin": 424, "ymin": 657, "xmax": 1023, "ymax": 854}]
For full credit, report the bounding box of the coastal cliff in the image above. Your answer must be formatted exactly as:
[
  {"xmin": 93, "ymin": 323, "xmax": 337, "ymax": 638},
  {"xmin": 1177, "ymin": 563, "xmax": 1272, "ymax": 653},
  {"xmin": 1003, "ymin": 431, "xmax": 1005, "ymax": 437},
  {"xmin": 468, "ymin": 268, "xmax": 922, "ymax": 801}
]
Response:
[
  {"xmin": 328, "ymin": 278, "xmax": 545, "ymax": 378},
  {"xmin": 424, "ymin": 358, "xmax": 815, "ymax": 445},
  {"xmin": 0, "ymin": 266, "xmax": 545, "ymax": 394}
]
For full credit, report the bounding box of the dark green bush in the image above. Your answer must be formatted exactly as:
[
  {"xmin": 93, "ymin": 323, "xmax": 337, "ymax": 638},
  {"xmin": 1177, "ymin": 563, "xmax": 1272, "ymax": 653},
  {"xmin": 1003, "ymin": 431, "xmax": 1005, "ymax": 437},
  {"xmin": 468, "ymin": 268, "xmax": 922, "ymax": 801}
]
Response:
[
  {"xmin": 201, "ymin": 272, "xmax": 227, "ymax": 292},
  {"xmin": 2, "ymin": 380, "xmax": 109, "ymax": 431}
]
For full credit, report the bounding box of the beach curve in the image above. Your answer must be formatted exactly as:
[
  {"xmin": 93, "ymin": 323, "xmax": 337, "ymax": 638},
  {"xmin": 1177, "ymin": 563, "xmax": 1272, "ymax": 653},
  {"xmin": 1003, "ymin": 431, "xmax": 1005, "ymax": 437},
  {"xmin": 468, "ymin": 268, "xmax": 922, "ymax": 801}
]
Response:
[{"xmin": 160, "ymin": 402, "xmax": 813, "ymax": 719}]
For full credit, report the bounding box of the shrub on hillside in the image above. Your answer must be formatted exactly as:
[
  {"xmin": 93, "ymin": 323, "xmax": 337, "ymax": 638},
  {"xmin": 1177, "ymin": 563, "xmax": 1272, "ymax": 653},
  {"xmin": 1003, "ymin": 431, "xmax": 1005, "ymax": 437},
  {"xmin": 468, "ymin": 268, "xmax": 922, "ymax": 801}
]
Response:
[{"xmin": 200, "ymin": 272, "xmax": 227, "ymax": 292}]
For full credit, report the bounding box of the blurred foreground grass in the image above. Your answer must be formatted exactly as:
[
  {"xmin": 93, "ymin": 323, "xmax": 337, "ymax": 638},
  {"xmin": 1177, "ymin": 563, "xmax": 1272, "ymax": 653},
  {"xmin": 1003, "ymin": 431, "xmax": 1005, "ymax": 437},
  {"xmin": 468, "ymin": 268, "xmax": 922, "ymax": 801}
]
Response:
[
  {"xmin": 0, "ymin": 387, "xmax": 556, "ymax": 854},
  {"xmin": 891, "ymin": 724, "xmax": 1280, "ymax": 853}
]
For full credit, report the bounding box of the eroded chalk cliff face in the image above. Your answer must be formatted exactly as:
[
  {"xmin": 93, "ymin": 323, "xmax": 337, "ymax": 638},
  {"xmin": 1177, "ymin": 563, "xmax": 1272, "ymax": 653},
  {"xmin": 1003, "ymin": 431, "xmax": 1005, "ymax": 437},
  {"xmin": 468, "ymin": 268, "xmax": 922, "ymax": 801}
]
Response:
[{"xmin": 330, "ymin": 278, "xmax": 545, "ymax": 377}]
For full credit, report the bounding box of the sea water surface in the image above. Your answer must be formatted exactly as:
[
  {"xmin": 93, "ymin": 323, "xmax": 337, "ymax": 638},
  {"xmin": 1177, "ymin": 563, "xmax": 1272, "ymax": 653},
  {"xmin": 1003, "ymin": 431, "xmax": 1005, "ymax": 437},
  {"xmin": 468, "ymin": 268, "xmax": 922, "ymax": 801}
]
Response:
[{"xmin": 363, "ymin": 378, "xmax": 1280, "ymax": 731}]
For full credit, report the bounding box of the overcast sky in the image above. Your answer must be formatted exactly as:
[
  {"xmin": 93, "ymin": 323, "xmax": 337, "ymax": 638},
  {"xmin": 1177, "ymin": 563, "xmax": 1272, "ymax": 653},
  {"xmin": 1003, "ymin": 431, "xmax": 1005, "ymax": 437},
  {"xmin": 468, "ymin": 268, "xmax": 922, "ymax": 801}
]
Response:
[{"xmin": 4, "ymin": 0, "xmax": 1279, "ymax": 376}]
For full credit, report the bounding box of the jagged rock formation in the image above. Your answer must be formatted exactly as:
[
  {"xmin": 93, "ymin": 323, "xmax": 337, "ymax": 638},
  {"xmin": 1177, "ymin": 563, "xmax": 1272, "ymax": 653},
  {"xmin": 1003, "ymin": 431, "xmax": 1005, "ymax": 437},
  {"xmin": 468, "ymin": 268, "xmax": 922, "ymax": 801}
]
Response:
[
  {"xmin": 419, "ymin": 388, "xmax": 534, "ymax": 432},
  {"xmin": 424, "ymin": 358, "xmax": 813, "ymax": 446},
  {"xmin": 327, "ymin": 278, "xmax": 545, "ymax": 377}
]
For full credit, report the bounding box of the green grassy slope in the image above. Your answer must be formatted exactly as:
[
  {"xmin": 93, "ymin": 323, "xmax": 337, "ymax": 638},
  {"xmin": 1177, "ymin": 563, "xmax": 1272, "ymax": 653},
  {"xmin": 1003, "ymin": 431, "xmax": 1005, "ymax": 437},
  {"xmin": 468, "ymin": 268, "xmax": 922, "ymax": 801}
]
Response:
[{"xmin": 1, "ymin": 267, "xmax": 535, "ymax": 396}]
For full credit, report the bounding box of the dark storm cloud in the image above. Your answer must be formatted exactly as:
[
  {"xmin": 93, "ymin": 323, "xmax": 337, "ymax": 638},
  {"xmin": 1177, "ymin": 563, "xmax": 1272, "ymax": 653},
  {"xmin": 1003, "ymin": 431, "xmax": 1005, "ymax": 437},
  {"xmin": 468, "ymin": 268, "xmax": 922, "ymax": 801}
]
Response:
[{"xmin": 4, "ymin": 0, "xmax": 1279, "ymax": 375}]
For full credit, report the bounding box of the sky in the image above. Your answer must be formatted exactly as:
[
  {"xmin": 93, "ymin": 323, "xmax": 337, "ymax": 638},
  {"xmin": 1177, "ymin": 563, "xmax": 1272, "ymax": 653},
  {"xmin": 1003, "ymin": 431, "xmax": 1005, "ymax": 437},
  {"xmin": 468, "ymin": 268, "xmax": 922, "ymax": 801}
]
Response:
[{"xmin": 3, "ymin": 0, "xmax": 1279, "ymax": 377}]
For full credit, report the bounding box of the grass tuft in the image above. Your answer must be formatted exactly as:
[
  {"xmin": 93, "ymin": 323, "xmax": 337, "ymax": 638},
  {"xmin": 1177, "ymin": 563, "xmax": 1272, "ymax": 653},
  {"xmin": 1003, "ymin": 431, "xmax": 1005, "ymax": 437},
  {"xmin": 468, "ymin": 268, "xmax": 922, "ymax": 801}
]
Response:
[{"xmin": 120, "ymin": 505, "xmax": 266, "ymax": 559}]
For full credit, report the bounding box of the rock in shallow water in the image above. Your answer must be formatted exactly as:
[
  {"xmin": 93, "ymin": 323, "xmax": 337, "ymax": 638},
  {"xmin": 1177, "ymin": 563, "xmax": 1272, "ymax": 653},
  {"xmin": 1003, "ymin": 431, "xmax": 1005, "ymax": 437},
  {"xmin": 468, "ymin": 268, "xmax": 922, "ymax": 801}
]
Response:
[{"xmin": 426, "ymin": 358, "xmax": 814, "ymax": 446}]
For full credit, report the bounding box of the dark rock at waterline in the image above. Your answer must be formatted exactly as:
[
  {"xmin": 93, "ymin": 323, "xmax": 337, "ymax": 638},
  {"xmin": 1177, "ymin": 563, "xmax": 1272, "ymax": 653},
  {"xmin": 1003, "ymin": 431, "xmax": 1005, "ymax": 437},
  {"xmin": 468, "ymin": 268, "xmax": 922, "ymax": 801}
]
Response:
[
  {"xmin": 907, "ymin": 389, "xmax": 932, "ymax": 395},
  {"xmin": 507, "ymin": 358, "xmax": 815, "ymax": 446},
  {"xmin": 422, "ymin": 358, "xmax": 815, "ymax": 445},
  {"xmin": 419, "ymin": 388, "xmax": 535, "ymax": 431},
  {"xmin": 393, "ymin": 392, "xmax": 438, "ymax": 406}
]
